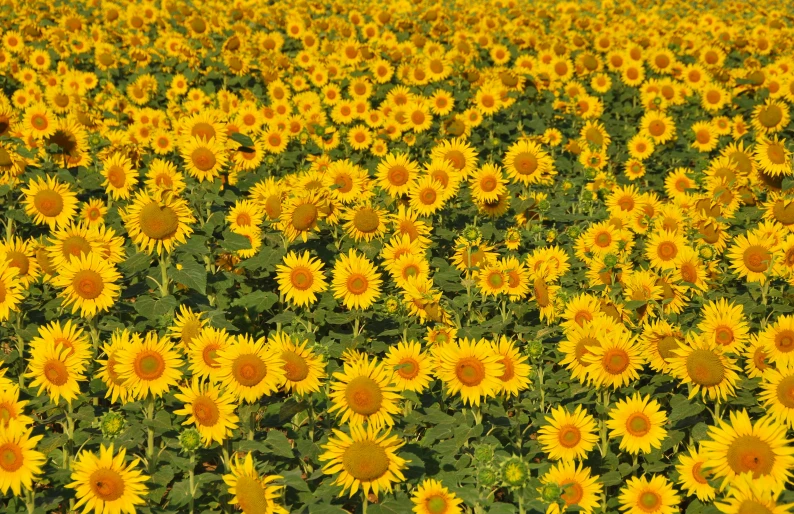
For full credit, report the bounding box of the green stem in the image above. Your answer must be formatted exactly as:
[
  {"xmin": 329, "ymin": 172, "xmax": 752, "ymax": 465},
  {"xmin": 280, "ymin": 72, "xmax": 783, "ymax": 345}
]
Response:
[
  {"xmin": 147, "ymin": 394, "xmax": 156, "ymax": 473},
  {"xmin": 159, "ymin": 254, "xmax": 170, "ymax": 297},
  {"xmin": 62, "ymin": 402, "xmax": 74, "ymax": 470},
  {"xmin": 25, "ymin": 484, "xmax": 34, "ymax": 514},
  {"xmin": 189, "ymin": 452, "xmax": 196, "ymax": 514},
  {"xmin": 248, "ymin": 410, "xmax": 256, "ymax": 441},
  {"xmin": 308, "ymin": 400, "xmax": 315, "ymax": 442},
  {"xmin": 362, "ymin": 491, "xmax": 368, "ymax": 514},
  {"xmin": 517, "ymin": 494, "xmax": 525, "ymax": 514}
]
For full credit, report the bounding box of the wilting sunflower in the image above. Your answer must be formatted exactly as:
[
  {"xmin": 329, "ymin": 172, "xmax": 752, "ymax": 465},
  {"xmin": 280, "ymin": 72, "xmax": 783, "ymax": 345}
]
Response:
[
  {"xmin": 68, "ymin": 444, "xmax": 148, "ymax": 514},
  {"xmin": 0, "ymin": 385, "xmax": 32, "ymax": 427},
  {"xmin": 537, "ymin": 405, "xmax": 599, "ymax": 462},
  {"xmin": 436, "ymin": 338, "xmax": 504, "ymax": 406},
  {"xmin": 0, "ymin": 259, "xmax": 23, "ymax": 322},
  {"xmin": 268, "ymin": 332, "xmax": 326, "ymax": 396},
  {"xmin": 618, "ymin": 475, "xmax": 680, "ymax": 514},
  {"xmin": 25, "ymin": 340, "xmax": 85, "ymax": 405},
  {"xmin": 759, "ymin": 364, "xmax": 794, "ymax": 429},
  {"xmin": 411, "ymin": 478, "xmax": 464, "ymax": 514},
  {"xmin": 319, "ymin": 424, "xmax": 407, "ymax": 498},
  {"xmin": 607, "ymin": 393, "xmax": 668, "ymax": 455},
  {"xmin": 491, "ymin": 336, "xmax": 531, "ymax": 397},
  {"xmin": 759, "ymin": 315, "xmax": 794, "ymax": 368},
  {"xmin": 101, "ymin": 152, "xmax": 137, "ymax": 200},
  {"xmin": 675, "ymin": 447, "xmax": 715, "ymax": 502},
  {"xmin": 329, "ymin": 355, "xmax": 401, "ymax": 428},
  {"xmin": 701, "ymin": 409, "xmax": 794, "ymax": 492},
  {"xmin": 115, "ymin": 332, "xmax": 183, "ymax": 400},
  {"xmin": 187, "ymin": 327, "xmax": 231, "ymax": 383},
  {"xmin": 714, "ymin": 473, "xmax": 793, "ymax": 514},
  {"xmin": 582, "ymin": 328, "xmax": 644, "ymax": 389},
  {"xmin": 331, "ymin": 249, "xmax": 383, "ymax": 310},
  {"xmin": 123, "ymin": 190, "xmax": 195, "ymax": 255},
  {"xmin": 503, "ymin": 139, "xmax": 553, "ymax": 185},
  {"xmin": 22, "ymin": 175, "xmax": 78, "ymax": 229},
  {"xmin": 540, "ymin": 462, "xmax": 603, "ymax": 514},
  {"xmin": 697, "ymin": 299, "xmax": 749, "ymax": 354},
  {"xmin": 223, "ymin": 453, "xmax": 288, "ymax": 514},
  {"xmin": 174, "ymin": 379, "xmax": 239, "ymax": 446},
  {"xmin": 669, "ymin": 335, "xmax": 740, "ymax": 402},
  {"xmin": 167, "ymin": 305, "xmax": 206, "ymax": 349},
  {"xmin": 181, "ymin": 135, "xmax": 229, "ymax": 182},
  {"xmin": 639, "ymin": 319, "xmax": 683, "ymax": 372},
  {"xmin": 0, "ymin": 420, "xmax": 45, "ymax": 496},
  {"xmin": 95, "ymin": 330, "xmax": 136, "ymax": 405},
  {"xmin": 216, "ymin": 335, "xmax": 285, "ymax": 403},
  {"xmin": 383, "ymin": 340, "xmax": 433, "ymax": 393},
  {"xmin": 51, "ymin": 252, "xmax": 121, "ymax": 318}
]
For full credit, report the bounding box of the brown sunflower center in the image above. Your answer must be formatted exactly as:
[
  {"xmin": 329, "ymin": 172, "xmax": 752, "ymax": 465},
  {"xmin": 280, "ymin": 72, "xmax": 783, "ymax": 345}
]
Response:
[
  {"xmin": 72, "ymin": 269, "xmax": 104, "ymax": 300},
  {"xmin": 657, "ymin": 241, "xmax": 677, "ymax": 261},
  {"xmin": 513, "ymin": 152, "xmax": 538, "ymax": 175},
  {"xmin": 346, "ymin": 274, "xmax": 369, "ymax": 295},
  {"xmin": 648, "ymin": 120, "xmax": 666, "ymax": 137},
  {"xmin": 6, "ymin": 250, "xmax": 29, "ymax": 276},
  {"xmin": 235, "ymin": 475, "xmax": 269, "ymax": 514},
  {"xmin": 191, "ymin": 147, "xmax": 217, "ymax": 172},
  {"xmin": 345, "ymin": 376, "xmax": 383, "ymax": 416},
  {"xmin": 487, "ymin": 271, "xmax": 505, "ymax": 289},
  {"xmin": 534, "ymin": 278, "xmax": 550, "ymax": 307},
  {"xmin": 686, "ymin": 349, "xmax": 724, "ymax": 387},
  {"xmin": 202, "ymin": 344, "xmax": 220, "ymax": 368},
  {"xmin": 561, "ymin": 481, "xmax": 584, "ymax": 505},
  {"xmin": 758, "ymin": 105, "xmax": 783, "ymax": 128},
  {"xmin": 342, "ymin": 440, "xmax": 390, "ymax": 482},
  {"xmin": 726, "ymin": 435, "xmax": 775, "ymax": 478},
  {"xmin": 44, "ymin": 358, "xmax": 69, "ymax": 386},
  {"xmin": 386, "ymin": 165, "xmax": 409, "ymax": 186},
  {"xmin": 776, "ymin": 375, "xmax": 794, "ymax": 409},
  {"xmin": 714, "ymin": 326, "xmax": 734, "ymax": 346},
  {"xmin": 498, "ymin": 357, "xmax": 515, "ymax": 382},
  {"xmin": 396, "ymin": 358, "xmax": 420, "ymax": 380},
  {"xmin": 559, "ymin": 425, "xmax": 581, "ymax": 448},
  {"xmin": 680, "ymin": 263, "xmax": 698, "ymax": 284},
  {"xmin": 290, "ymin": 267, "xmax": 314, "ymax": 290},
  {"xmin": 767, "ymin": 143, "xmax": 786, "ymax": 165},
  {"xmin": 106, "ymin": 165, "xmax": 127, "ymax": 188},
  {"xmin": 775, "ymin": 329, "xmax": 794, "ymax": 353},
  {"xmin": 0, "ymin": 442, "xmax": 23, "ymax": 472},
  {"xmin": 480, "ymin": 176, "xmax": 497, "ymax": 192},
  {"xmin": 282, "ymin": 351, "xmax": 309, "ymax": 382},
  {"xmin": 353, "ymin": 208, "xmax": 380, "ymax": 233},
  {"xmin": 743, "ymin": 245, "xmax": 770, "ymax": 273},
  {"xmin": 594, "ymin": 231, "xmax": 612, "ymax": 247},
  {"xmin": 626, "ymin": 412, "xmax": 651, "ymax": 437},
  {"xmin": 134, "ymin": 351, "xmax": 165, "ymax": 381},
  {"xmin": 232, "ymin": 354, "xmax": 267, "ymax": 387},
  {"xmin": 139, "ymin": 202, "xmax": 180, "ymax": 240},
  {"xmin": 290, "ymin": 204, "xmax": 318, "ymax": 231},
  {"xmin": 456, "ymin": 356, "xmax": 485, "ymax": 387},
  {"xmin": 426, "ymin": 494, "xmax": 448, "ymax": 514},
  {"xmin": 192, "ymin": 395, "xmax": 220, "ymax": 427},
  {"xmin": 420, "ymin": 188, "xmax": 438, "ymax": 205},
  {"xmin": 639, "ymin": 491, "xmax": 661, "ymax": 511},
  {"xmin": 603, "ymin": 348, "xmax": 629, "ymax": 375},
  {"xmin": 773, "ymin": 201, "xmax": 794, "ymax": 225},
  {"xmin": 34, "ymin": 189, "xmax": 64, "ymax": 217}
]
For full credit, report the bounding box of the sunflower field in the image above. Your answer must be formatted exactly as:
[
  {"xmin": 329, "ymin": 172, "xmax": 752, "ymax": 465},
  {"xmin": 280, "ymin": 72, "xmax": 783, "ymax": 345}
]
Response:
[{"xmin": 4, "ymin": 0, "xmax": 794, "ymax": 513}]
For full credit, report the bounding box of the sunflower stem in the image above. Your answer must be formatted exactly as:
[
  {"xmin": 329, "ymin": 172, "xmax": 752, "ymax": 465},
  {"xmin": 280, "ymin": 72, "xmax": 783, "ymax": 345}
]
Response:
[
  {"xmin": 14, "ymin": 311, "xmax": 25, "ymax": 388},
  {"xmin": 248, "ymin": 409, "xmax": 256, "ymax": 440},
  {"xmin": 89, "ymin": 315, "xmax": 100, "ymax": 406},
  {"xmin": 159, "ymin": 255, "xmax": 170, "ymax": 296},
  {"xmin": 362, "ymin": 492, "xmax": 368, "ymax": 514},
  {"xmin": 62, "ymin": 401, "xmax": 74, "ymax": 470},
  {"xmin": 308, "ymin": 400, "xmax": 315, "ymax": 442},
  {"xmin": 189, "ymin": 451, "xmax": 196, "ymax": 514},
  {"xmin": 25, "ymin": 484, "xmax": 34, "ymax": 514},
  {"xmin": 147, "ymin": 394, "xmax": 156, "ymax": 473}
]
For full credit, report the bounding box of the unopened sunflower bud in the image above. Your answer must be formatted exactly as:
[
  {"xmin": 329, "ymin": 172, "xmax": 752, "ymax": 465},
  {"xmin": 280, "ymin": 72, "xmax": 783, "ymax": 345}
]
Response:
[
  {"xmin": 502, "ymin": 456, "xmax": 529, "ymax": 487},
  {"xmin": 100, "ymin": 411, "xmax": 125, "ymax": 439},
  {"xmin": 180, "ymin": 428, "xmax": 202, "ymax": 452}
]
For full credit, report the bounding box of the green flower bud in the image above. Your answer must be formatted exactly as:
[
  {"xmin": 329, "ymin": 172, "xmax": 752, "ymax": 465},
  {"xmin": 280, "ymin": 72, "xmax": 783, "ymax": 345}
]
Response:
[
  {"xmin": 540, "ymin": 483, "xmax": 561, "ymax": 502},
  {"xmin": 527, "ymin": 340, "xmax": 543, "ymax": 358},
  {"xmin": 473, "ymin": 444, "xmax": 495, "ymax": 462},
  {"xmin": 566, "ymin": 225, "xmax": 581, "ymax": 238},
  {"xmin": 699, "ymin": 245, "xmax": 714, "ymax": 260},
  {"xmin": 100, "ymin": 411, "xmax": 125, "ymax": 439},
  {"xmin": 581, "ymin": 190, "xmax": 594, "ymax": 202},
  {"xmin": 537, "ymin": 200, "xmax": 550, "ymax": 212},
  {"xmin": 478, "ymin": 467, "xmax": 499, "ymax": 488},
  {"xmin": 603, "ymin": 253, "xmax": 619, "ymax": 268},
  {"xmin": 180, "ymin": 428, "xmax": 202, "ymax": 452},
  {"xmin": 502, "ymin": 456, "xmax": 529, "ymax": 488},
  {"xmin": 462, "ymin": 225, "xmax": 482, "ymax": 243}
]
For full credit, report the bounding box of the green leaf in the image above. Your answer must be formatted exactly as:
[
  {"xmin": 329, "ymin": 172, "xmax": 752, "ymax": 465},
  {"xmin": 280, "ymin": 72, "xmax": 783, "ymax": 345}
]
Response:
[
  {"xmin": 171, "ymin": 258, "xmax": 207, "ymax": 295},
  {"xmin": 668, "ymin": 394, "xmax": 705, "ymax": 425},
  {"xmin": 281, "ymin": 468, "xmax": 311, "ymax": 492},
  {"xmin": 265, "ymin": 430, "xmax": 294, "ymax": 458},
  {"xmin": 134, "ymin": 295, "xmax": 178, "ymax": 319},
  {"xmin": 230, "ymin": 132, "xmax": 254, "ymax": 147},
  {"xmin": 222, "ymin": 230, "xmax": 253, "ymax": 251},
  {"xmin": 120, "ymin": 251, "xmax": 151, "ymax": 275},
  {"xmin": 232, "ymin": 291, "xmax": 278, "ymax": 312}
]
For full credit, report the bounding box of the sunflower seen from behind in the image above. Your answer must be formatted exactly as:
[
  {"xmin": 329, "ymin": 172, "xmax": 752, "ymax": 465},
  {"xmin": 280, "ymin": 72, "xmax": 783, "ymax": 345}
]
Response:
[{"xmin": 67, "ymin": 444, "xmax": 149, "ymax": 514}]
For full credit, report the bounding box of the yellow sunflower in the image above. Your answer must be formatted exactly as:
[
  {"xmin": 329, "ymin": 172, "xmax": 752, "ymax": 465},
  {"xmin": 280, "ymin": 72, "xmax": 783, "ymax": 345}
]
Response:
[
  {"xmin": 759, "ymin": 315, "xmax": 794, "ymax": 368},
  {"xmin": 122, "ymin": 190, "xmax": 196, "ymax": 255},
  {"xmin": 491, "ymin": 336, "xmax": 531, "ymax": 397},
  {"xmin": 319, "ymin": 424, "xmax": 407, "ymax": 498},
  {"xmin": 618, "ymin": 475, "xmax": 680, "ymax": 514},
  {"xmin": 668, "ymin": 335, "xmax": 740, "ymax": 402},
  {"xmin": 25, "ymin": 340, "xmax": 86, "ymax": 405},
  {"xmin": 697, "ymin": 299, "xmax": 750, "ymax": 354},
  {"xmin": 96, "ymin": 329, "xmax": 136, "ymax": 405},
  {"xmin": 331, "ymin": 249, "xmax": 382, "ymax": 310},
  {"xmin": 101, "ymin": 152, "xmax": 138, "ymax": 200},
  {"xmin": 51, "ymin": 252, "xmax": 121, "ymax": 318},
  {"xmin": 275, "ymin": 251, "xmax": 328, "ymax": 308},
  {"xmin": 68, "ymin": 444, "xmax": 149, "ymax": 514},
  {"xmin": 279, "ymin": 192, "xmax": 325, "ymax": 243},
  {"xmin": 714, "ymin": 473, "xmax": 794, "ymax": 514},
  {"xmin": 760, "ymin": 364, "xmax": 794, "ymax": 429},
  {"xmin": 0, "ymin": 236, "xmax": 40, "ymax": 287},
  {"xmin": 174, "ymin": 379, "xmax": 239, "ymax": 446},
  {"xmin": 181, "ymin": 135, "xmax": 228, "ymax": 182},
  {"xmin": 22, "ymin": 175, "xmax": 78, "ymax": 229},
  {"xmin": 0, "ymin": 385, "xmax": 33, "ymax": 427},
  {"xmin": 503, "ymin": 139, "xmax": 553, "ymax": 185},
  {"xmin": 0, "ymin": 259, "xmax": 23, "ymax": 322},
  {"xmin": 537, "ymin": 405, "xmax": 599, "ymax": 462},
  {"xmin": 607, "ymin": 393, "xmax": 668, "ymax": 455},
  {"xmin": 342, "ymin": 203, "xmax": 390, "ymax": 242},
  {"xmin": 0, "ymin": 420, "xmax": 45, "ymax": 496},
  {"xmin": 268, "ymin": 332, "xmax": 326, "ymax": 396},
  {"xmin": 727, "ymin": 232, "xmax": 776, "ymax": 284},
  {"xmin": 376, "ymin": 152, "xmax": 419, "ymax": 198},
  {"xmin": 412, "ymin": 478, "xmax": 464, "ymax": 514},
  {"xmin": 222, "ymin": 453, "xmax": 288, "ymax": 514},
  {"xmin": 329, "ymin": 355, "xmax": 401, "ymax": 428},
  {"xmin": 436, "ymin": 338, "xmax": 504, "ymax": 406},
  {"xmin": 187, "ymin": 327, "xmax": 231, "ymax": 383},
  {"xmin": 540, "ymin": 462, "xmax": 603, "ymax": 514},
  {"xmin": 582, "ymin": 328, "xmax": 644, "ymax": 389},
  {"xmin": 431, "ymin": 137, "xmax": 479, "ymax": 179},
  {"xmin": 167, "ymin": 305, "xmax": 206, "ymax": 349},
  {"xmin": 216, "ymin": 335, "xmax": 285, "ymax": 403},
  {"xmin": 383, "ymin": 340, "xmax": 433, "ymax": 393},
  {"xmin": 674, "ymin": 447, "xmax": 715, "ymax": 502},
  {"xmin": 29, "ymin": 319, "xmax": 91, "ymax": 363},
  {"xmin": 115, "ymin": 332, "xmax": 183, "ymax": 400}
]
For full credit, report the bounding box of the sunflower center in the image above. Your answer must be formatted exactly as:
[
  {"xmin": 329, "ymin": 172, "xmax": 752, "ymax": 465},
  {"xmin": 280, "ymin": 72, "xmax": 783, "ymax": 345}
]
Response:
[
  {"xmin": 353, "ymin": 208, "xmax": 380, "ymax": 233},
  {"xmin": 696, "ymin": 130, "xmax": 711, "ymax": 144},
  {"xmin": 44, "ymin": 358, "xmax": 69, "ymax": 385},
  {"xmin": 575, "ymin": 336, "xmax": 597, "ymax": 365},
  {"xmin": 534, "ymin": 278, "xmax": 550, "ymax": 307},
  {"xmin": 774, "ymin": 329, "xmax": 794, "ymax": 353},
  {"xmin": 346, "ymin": 274, "xmax": 369, "ymax": 295},
  {"xmin": 743, "ymin": 245, "xmax": 770, "ymax": 273},
  {"xmin": 513, "ymin": 152, "xmax": 538, "ymax": 175},
  {"xmin": 657, "ymin": 241, "xmax": 677, "ymax": 261},
  {"xmin": 767, "ymin": 143, "xmax": 786, "ymax": 165},
  {"xmin": 657, "ymin": 336, "xmax": 680, "ymax": 361},
  {"xmin": 456, "ymin": 357, "xmax": 485, "ymax": 387},
  {"xmin": 754, "ymin": 347, "xmax": 769, "ymax": 371},
  {"xmin": 191, "ymin": 122, "xmax": 215, "ymax": 141},
  {"xmin": 290, "ymin": 267, "xmax": 314, "ymax": 290},
  {"xmin": 686, "ymin": 349, "xmax": 724, "ymax": 387},
  {"xmin": 603, "ymin": 349, "xmax": 629, "ymax": 374},
  {"xmin": 191, "ymin": 148, "xmax": 217, "ymax": 172},
  {"xmin": 714, "ymin": 326, "xmax": 734, "ymax": 346},
  {"xmin": 480, "ymin": 176, "xmax": 498, "ymax": 192},
  {"xmin": 559, "ymin": 425, "xmax": 581, "ymax": 448},
  {"xmin": 202, "ymin": 344, "xmax": 220, "ymax": 368},
  {"xmin": 759, "ymin": 105, "xmax": 783, "ymax": 128},
  {"xmin": 487, "ymin": 271, "xmax": 504, "ymax": 289},
  {"xmin": 397, "ymin": 358, "xmax": 420, "ymax": 380},
  {"xmin": 444, "ymin": 150, "xmax": 465, "ymax": 170},
  {"xmin": 282, "ymin": 351, "xmax": 309, "ymax": 382},
  {"xmin": 345, "ymin": 376, "xmax": 383, "ymax": 416},
  {"xmin": 290, "ymin": 204, "xmax": 318, "ymax": 231},
  {"xmin": 648, "ymin": 120, "xmax": 665, "ymax": 137},
  {"xmin": 47, "ymin": 129, "xmax": 77, "ymax": 154},
  {"xmin": 691, "ymin": 461, "xmax": 708, "ymax": 484},
  {"xmin": 639, "ymin": 491, "xmax": 661, "ymax": 511},
  {"xmin": 106, "ymin": 165, "xmax": 127, "ymax": 188},
  {"xmin": 31, "ymin": 113, "xmax": 49, "ymax": 130},
  {"xmin": 426, "ymin": 495, "xmax": 448, "ymax": 514},
  {"xmin": 574, "ymin": 311, "xmax": 593, "ymax": 326},
  {"xmin": 62, "ymin": 235, "xmax": 92, "ymax": 258},
  {"xmin": 626, "ymin": 413, "xmax": 651, "ymax": 436},
  {"xmin": 498, "ymin": 357, "xmax": 515, "ymax": 382},
  {"xmin": 776, "ymin": 375, "xmax": 794, "ymax": 408},
  {"xmin": 342, "ymin": 440, "xmax": 390, "ymax": 482},
  {"xmin": 232, "ymin": 354, "xmax": 267, "ymax": 387},
  {"xmin": 6, "ymin": 250, "xmax": 29, "ymax": 275},
  {"xmin": 594, "ymin": 232, "xmax": 612, "ymax": 247},
  {"xmin": 139, "ymin": 202, "xmax": 180, "ymax": 240},
  {"xmin": 726, "ymin": 435, "xmax": 775, "ymax": 478},
  {"xmin": 420, "ymin": 188, "xmax": 438, "ymax": 205},
  {"xmin": 34, "ymin": 189, "xmax": 64, "ymax": 217},
  {"xmin": 387, "ymin": 165, "xmax": 409, "ymax": 186},
  {"xmin": 773, "ymin": 201, "xmax": 794, "ymax": 225},
  {"xmin": 680, "ymin": 263, "xmax": 698, "ymax": 284},
  {"xmin": 72, "ymin": 269, "xmax": 104, "ymax": 300},
  {"xmin": 88, "ymin": 467, "xmax": 127, "ymax": 502},
  {"xmin": 134, "ymin": 351, "xmax": 165, "ymax": 381},
  {"xmin": 737, "ymin": 500, "xmax": 774, "ymax": 514},
  {"xmin": 561, "ymin": 481, "xmax": 584, "ymax": 505},
  {"xmin": 0, "ymin": 443, "xmax": 23, "ymax": 472},
  {"xmin": 192, "ymin": 395, "xmax": 220, "ymax": 427},
  {"xmin": 235, "ymin": 476, "xmax": 269, "ymax": 514}
]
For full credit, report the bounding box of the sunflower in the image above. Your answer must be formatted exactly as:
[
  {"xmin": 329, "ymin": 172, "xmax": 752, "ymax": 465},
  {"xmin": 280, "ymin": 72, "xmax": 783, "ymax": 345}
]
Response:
[
  {"xmin": 469, "ymin": 163, "xmax": 507, "ymax": 203},
  {"xmin": 436, "ymin": 338, "xmax": 504, "ymax": 406},
  {"xmin": 673, "ymin": 247, "xmax": 708, "ymax": 291},
  {"xmin": 0, "ymin": 385, "xmax": 32, "ymax": 427},
  {"xmin": 22, "ymin": 175, "xmax": 78, "ymax": 229},
  {"xmin": 68, "ymin": 444, "xmax": 148, "ymax": 514},
  {"xmin": 639, "ymin": 320, "xmax": 684, "ymax": 372},
  {"xmin": 646, "ymin": 230, "xmax": 686, "ymax": 271},
  {"xmin": 582, "ymin": 328, "xmax": 644, "ymax": 389},
  {"xmin": 51, "ymin": 252, "xmax": 121, "ymax": 318},
  {"xmin": 181, "ymin": 136, "xmax": 228, "ymax": 182},
  {"xmin": 760, "ymin": 364, "xmax": 794, "ymax": 429},
  {"xmin": 25, "ymin": 340, "xmax": 85, "ymax": 405},
  {"xmin": 30, "ymin": 319, "xmax": 92, "ymax": 363},
  {"xmin": 618, "ymin": 475, "xmax": 680, "ymax": 514},
  {"xmin": 342, "ymin": 203, "xmax": 390, "ymax": 242},
  {"xmin": 216, "ymin": 335, "xmax": 285, "ymax": 403},
  {"xmin": 759, "ymin": 315, "xmax": 794, "ymax": 367},
  {"xmin": 503, "ymin": 139, "xmax": 553, "ymax": 185},
  {"xmin": 412, "ymin": 478, "xmax": 464, "ymax": 514},
  {"xmin": 80, "ymin": 199, "xmax": 107, "ymax": 227},
  {"xmin": 754, "ymin": 136, "xmax": 791, "ymax": 177},
  {"xmin": 95, "ymin": 330, "xmax": 135, "ymax": 405},
  {"xmin": 319, "ymin": 424, "xmax": 407, "ymax": 498},
  {"xmin": 268, "ymin": 332, "xmax": 326, "ymax": 396},
  {"xmin": 384, "ymin": 340, "xmax": 433, "ymax": 393},
  {"xmin": 714, "ymin": 473, "xmax": 794, "ymax": 514},
  {"xmin": 22, "ymin": 103, "xmax": 55, "ymax": 139},
  {"xmin": 167, "ymin": 305, "xmax": 206, "ymax": 349},
  {"xmin": 279, "ymin": 191, "xmax": 325, "ymax": 243},
  {"xmin": 0, "ymin": 420, "xmax": 45, "ymax": 496},
  {"xmin": 376, "ymin": 152, "xmax": 419, "ymax": 198},
  {"xmin": 607, "ymin": 393, "xmax": 668, "ymax": 455},
  {"xmin": 46, "ymin": 223, "xmax": 100, "ymax": 269},
  {"xmin": 752, "ymin": 99, "xmax": 790, "ymax": 134},
  {"xmin": 701, "ymin": 409, "xmax": 794, "ymax": 492},
  {"xmin": 123, "ymin": 190, "xmax": 195, "ymax": 255},
  {"xmin": 115, "ymin": 332, "xmax": 183, "ymax": 401},
  {"xmin": 0, "ymin": 259, "xmax": 23, "ymax": 322},
  {"xmin": 409, "ymin": 175, "xmax": 446, "ymax": 216},
  {"xmin": 537, "ymin": 405, "xmax": 599, "ymax": 461},
  {"xmin": 491, "ymin": 336, "xmax": 531, "ymax": 397},
  {"xmin": 185, "ymin": 327, "xmax": 230, "ymax": 383},
  {"xmin": 275, "ymin": 251, "xmax": 328, "ymax": 308},
  {"xmin": 174, "ymin": 379, "xmax": 239, "ymax": 446},
  {"xmin": 222, "ymin": 453, "xmax": 288, "ymax": 514},
  {"xmin": 331, "ymin": 249, "xmax": 382, "ymax": 311},
  {"xmin": 669, "ymin": 334, "xmax": 740, "ymax": 402},
  {"xmin": 558, "ymin": 317, "xmax": 615, "ymax": 383},
  {"xmin": 691, "ymin": 121, "xmax": 719, "ymax": 153},
  {"xmin": 641, "ymin": 111, "xmax": 676, "ymax": 144},
  {"xmin": 698, "ymin": 299, "xmax": 750, "ymax": 354},
  {"xmin": 323, "ymin": 159, "xmax": 367, "ymax": 204},
  {"xmin": 540, "ymin": 462, "xmax": 603, "ymax": 514},
  {"xmin": 431, "ymin": 138, "xmax": 478, "ymax": 179},
  {"xmin": 728, "ymin": 232, "xmax": 776, "ymax": 284},
  {"xmin": 101, "ymin": 152, "xmax": 137, "ymax": 200},
  {"xmin": 329, "ymin": 355, "xmax": 401, "ymax": 428},
  {"xmin": 145, "ymin": 159, "xmax": 186, "ymax": 197},
  {"xmin": 674, "ymin": 447, "xmax": 715, "ymax": 502}
]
